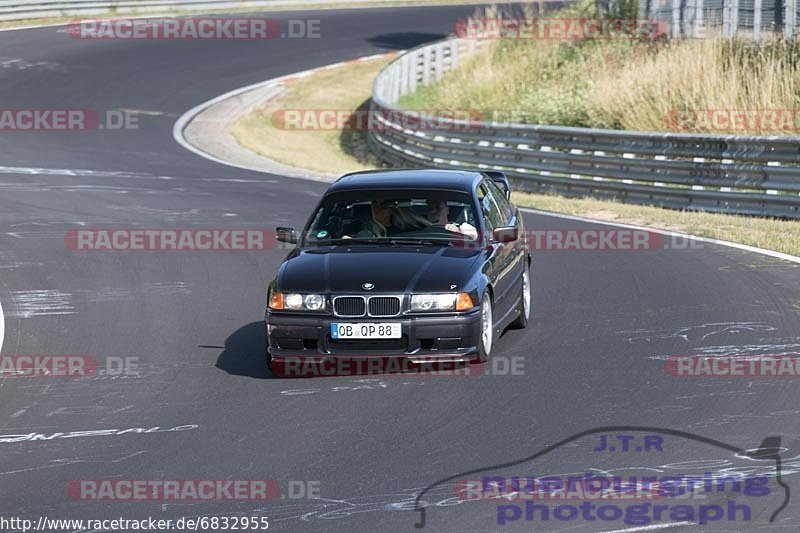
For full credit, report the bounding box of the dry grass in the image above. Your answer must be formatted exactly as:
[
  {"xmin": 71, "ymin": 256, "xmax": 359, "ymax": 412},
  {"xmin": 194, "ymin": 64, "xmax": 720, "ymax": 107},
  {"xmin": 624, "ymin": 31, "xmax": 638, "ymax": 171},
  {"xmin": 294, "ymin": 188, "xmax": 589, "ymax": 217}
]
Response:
[
  {"xmin": 401, "ymin": 2, "xmax": 800, "ymax": 134},
  {"xmin": 231, "ymin": 56, "xmax": 393, "ymax": 174},
  {"xmin": 513, "ymin": 191, "xmax": 800, "ymax": 257}
]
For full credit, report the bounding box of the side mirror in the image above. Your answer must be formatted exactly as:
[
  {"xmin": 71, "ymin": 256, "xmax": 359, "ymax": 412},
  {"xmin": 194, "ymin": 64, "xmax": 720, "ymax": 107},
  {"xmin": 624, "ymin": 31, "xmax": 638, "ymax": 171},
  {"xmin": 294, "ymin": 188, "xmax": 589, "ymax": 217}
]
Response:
[
  {"xmin": 492, "ymin": 226, "xmax": 518, "ymax": 243},
  {"xmin": 276, "ymin": 227, "xmax": 297, "ymax": 244}
]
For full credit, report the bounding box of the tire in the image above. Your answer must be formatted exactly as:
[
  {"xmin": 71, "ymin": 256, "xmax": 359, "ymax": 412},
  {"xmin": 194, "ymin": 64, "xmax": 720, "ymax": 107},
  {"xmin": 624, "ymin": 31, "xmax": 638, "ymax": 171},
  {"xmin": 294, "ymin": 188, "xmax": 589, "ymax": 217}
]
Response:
[
  {"xmin": 476, "ymin": 293, "xmax": 494, "ymax": 363},
  {"xmin": 509, "ymin": 264, "xmax": 531, "ymax": 330}
]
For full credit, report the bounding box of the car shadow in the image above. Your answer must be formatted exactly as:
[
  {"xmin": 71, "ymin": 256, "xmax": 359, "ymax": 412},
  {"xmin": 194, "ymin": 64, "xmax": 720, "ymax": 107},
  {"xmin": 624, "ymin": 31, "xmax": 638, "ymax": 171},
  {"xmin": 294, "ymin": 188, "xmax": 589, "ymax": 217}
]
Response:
[
  {"xmin": 215, "ymin": 321, "xmax": 278, "ymax": 379},
  {"xmin": 338, "ymin": 98, "xmax": 389, "ymax": 168},
  {"xmin": 214, "ymin": 321, "xmax": 518, "ymax": 379},
  {"xmin": 366, "ymin": 32, "xmax": 446, "ymax": 50}
]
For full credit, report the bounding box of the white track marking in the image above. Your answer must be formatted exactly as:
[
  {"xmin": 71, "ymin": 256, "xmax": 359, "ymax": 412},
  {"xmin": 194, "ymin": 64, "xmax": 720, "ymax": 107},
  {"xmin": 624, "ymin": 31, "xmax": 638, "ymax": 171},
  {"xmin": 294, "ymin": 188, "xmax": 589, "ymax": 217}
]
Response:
[
  {"xmin": 6, "ymin": 289, "xmax": 74, "ymax": 318},
  {"xmin": 0, "ymin": 12, "xmax": 185, "ymax": 33},
  {"xmin": 599, "ymin": 523, "xmax": 694, "ymax": 533},
  {"xmin": 172, "ymin": 51, "xmax": 400, "ymax": 174},
  {"xmin": 0, "ymin": 296, "xmax": 4, "ymax": 354},
  {"xmin": 520, "ymin": 207, "xmax": 800, "ymax": 265}
]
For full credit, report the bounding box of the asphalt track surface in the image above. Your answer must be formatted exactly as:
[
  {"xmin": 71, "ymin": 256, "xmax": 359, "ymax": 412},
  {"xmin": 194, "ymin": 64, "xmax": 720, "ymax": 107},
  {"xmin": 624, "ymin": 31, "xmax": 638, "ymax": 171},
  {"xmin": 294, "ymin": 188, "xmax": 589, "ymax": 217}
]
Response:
[{"xmin": 0, "ymin": 5, "xmax": 799, "ymax": 532}]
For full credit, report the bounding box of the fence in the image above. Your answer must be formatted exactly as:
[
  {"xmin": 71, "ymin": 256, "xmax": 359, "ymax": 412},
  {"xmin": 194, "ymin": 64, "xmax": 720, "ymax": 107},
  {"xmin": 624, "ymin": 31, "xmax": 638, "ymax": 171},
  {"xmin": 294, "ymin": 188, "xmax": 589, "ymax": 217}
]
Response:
[
  {"xmin": 368, "ymin": 38, "xmax": 800, "ymax": 219},
  {"xmin": 639, "ymin": 0, "xmax": 800, "ymax": 40}
]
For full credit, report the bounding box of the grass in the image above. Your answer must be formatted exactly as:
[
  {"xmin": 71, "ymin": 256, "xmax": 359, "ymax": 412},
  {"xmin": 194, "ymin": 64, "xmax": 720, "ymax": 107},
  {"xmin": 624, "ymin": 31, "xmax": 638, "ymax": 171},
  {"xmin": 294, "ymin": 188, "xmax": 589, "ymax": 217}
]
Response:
[
  {"xmin": 231, "ymin": 56, "xmax": 393, "ymax": 174},
  {"xmin": 399, "ymin": 2, "xmax": 800, "ymax": 135},
  {"xmin": 512, "ymin": 191, "xmax": 800, "ymax": 257}
]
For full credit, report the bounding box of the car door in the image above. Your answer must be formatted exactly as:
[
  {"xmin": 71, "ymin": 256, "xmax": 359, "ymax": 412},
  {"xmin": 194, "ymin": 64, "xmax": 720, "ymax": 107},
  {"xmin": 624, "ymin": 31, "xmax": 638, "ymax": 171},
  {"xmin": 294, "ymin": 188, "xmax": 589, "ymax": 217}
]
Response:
[
  {"xmin": 486, "ymin": 179, "xmax": 527, "ymax": 318},
  {"xmin": 478, "ymin": 180, "xmax": 519, "ymax": 324}
]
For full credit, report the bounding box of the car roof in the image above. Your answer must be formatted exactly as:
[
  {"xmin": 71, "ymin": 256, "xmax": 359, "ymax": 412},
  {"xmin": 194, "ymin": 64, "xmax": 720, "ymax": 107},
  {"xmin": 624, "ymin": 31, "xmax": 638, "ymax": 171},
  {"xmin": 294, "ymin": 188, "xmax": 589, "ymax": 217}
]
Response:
[{"xmin": 327, "ymin": 169, "xmax": 484, "ymax": 194}]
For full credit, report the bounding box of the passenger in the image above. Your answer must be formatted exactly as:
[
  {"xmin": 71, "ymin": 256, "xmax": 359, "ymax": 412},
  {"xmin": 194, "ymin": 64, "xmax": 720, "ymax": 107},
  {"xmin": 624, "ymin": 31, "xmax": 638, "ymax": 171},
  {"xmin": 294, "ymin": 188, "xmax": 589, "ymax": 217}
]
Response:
[
  {"xmin": 425, "ymin": 199, "xmax": 478, "ymax": 239},
  {"xmin": 392, "ymin": 206, "xmax": 430, "ymax": 232},
  {"xmin": 344, "ymin": 199, "xmax": 395, "ymax": 238},
  {"xmin": 367, "ymin": 199, "xmax": 394, "ymax": 236}
]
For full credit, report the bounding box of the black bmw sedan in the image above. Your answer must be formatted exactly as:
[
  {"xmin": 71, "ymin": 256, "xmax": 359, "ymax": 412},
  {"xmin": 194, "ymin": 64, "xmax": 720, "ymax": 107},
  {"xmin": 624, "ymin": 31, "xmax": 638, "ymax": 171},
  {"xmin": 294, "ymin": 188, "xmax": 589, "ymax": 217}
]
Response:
[{"xmin": 265, "ymin": 169, "xmax": 531, "ymax": 375}]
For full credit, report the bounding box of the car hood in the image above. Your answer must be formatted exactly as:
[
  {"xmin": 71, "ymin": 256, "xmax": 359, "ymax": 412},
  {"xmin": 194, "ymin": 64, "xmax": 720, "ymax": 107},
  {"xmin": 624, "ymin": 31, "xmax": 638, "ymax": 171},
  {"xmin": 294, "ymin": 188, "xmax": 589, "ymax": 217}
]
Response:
[{"xmin": 277, "ymin": 245, "xmax": 482, "ymax": 293}]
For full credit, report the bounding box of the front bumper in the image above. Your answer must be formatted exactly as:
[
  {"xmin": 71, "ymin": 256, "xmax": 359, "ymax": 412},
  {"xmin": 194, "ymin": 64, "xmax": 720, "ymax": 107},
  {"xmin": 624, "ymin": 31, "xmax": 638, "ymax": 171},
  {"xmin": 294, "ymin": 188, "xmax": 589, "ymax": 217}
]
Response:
[{"xmin": 265, "ymin": 309, "xmax": 481, "ymax": 363}]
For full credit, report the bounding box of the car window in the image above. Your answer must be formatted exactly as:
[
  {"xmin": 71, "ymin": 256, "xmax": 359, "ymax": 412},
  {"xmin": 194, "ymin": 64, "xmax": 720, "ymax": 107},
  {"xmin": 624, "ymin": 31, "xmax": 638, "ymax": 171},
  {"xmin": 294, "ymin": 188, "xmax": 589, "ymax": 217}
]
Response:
[
  {"xmin": 479, "ymin": 182, "xmax": 505, "ymax": 230},
  {"xmin": 302, "ymin": 190, "xmax": 480, "ymax": 244},
  {"xmin": 485, "ymin": 178, "xmax": 513, "ymax": 222}
]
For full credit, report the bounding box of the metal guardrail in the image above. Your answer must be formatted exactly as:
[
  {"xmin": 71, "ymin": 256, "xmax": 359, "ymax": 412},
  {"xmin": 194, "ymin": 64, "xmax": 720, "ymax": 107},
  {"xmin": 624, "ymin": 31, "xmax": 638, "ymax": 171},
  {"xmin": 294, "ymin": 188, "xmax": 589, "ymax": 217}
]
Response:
[
  {"xmin": 0, "ymin": 0, "xmax": 400, "ymax": 21},
  {"xmin": 368, "ymin": 38, "xmax": 800, "ymax": 219}
]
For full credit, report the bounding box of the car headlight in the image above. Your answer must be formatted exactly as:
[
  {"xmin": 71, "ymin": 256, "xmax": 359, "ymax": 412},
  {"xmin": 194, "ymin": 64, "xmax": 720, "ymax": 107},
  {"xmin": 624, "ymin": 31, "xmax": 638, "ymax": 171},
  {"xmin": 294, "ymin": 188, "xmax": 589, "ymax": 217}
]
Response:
[
  {"xmin": 410, "ymin": 293, "xmax": 458, "ymax": 311},
  {"xmin": 410, "ymin": 292, "xmax": 476, "ymax": 312},
  {"xmin": 304, "ymin": 294, "xmax": 324, "ymax": 310},
  {"xmin": 268, "ymin": 291, "xmax": 326, "ymax": 311},
  {"xmin": 285, "ymin": 293, "xmax": 304, "ymax": 309}
]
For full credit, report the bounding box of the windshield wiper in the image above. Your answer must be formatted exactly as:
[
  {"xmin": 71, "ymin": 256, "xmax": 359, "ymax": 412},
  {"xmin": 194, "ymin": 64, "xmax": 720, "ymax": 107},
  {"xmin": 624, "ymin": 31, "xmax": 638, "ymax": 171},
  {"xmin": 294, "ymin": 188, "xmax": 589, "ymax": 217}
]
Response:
[
  {"xmin": 323, "ymin": 237, "xmax": 390, "ymax": 245},
  {"xmin": 315, "ymin": 237, "xmax": 453, "ymax": 246},
  {"xmin": 388, "ymin": 238, "xmax": 452, "ymax": 246}
]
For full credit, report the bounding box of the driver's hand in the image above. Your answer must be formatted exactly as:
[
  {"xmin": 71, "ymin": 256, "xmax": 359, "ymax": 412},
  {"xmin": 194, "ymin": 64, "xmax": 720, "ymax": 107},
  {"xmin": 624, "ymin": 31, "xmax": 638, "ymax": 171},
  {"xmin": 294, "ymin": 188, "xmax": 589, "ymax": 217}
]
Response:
[
  {"xmin": 459, "ymin": 223, "xmax": 478, "ymax": 240},
  {"xmin": 446, "ymin": 222, "xmax": 478, "ymax": 240}
]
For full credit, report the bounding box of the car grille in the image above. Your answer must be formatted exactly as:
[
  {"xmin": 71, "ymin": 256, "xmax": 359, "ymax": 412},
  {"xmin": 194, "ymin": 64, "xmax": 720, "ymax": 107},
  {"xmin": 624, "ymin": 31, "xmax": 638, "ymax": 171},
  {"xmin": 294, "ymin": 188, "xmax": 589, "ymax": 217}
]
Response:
[
  {"xmin": 333, "ymin": 295, "xmax": 402, "ymax": 317},
  {"xmin": 368, "ymin": 296, "xmax": 400, "ymax": 317},
  {"xmin": 334, "ymin": 297, "xmax": 366, "ymax": 317},
  {"xmin": 327, "ymin": 337, "xmax": 408, "ymax": 352}
]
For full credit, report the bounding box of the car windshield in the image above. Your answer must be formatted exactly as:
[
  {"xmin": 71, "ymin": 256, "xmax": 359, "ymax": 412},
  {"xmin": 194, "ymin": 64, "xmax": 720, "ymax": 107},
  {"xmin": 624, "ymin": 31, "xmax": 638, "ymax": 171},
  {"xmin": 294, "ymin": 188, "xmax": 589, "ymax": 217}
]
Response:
[{"xmin": 303, "ymin": 190, "xmax": 480, "ymax": 245}]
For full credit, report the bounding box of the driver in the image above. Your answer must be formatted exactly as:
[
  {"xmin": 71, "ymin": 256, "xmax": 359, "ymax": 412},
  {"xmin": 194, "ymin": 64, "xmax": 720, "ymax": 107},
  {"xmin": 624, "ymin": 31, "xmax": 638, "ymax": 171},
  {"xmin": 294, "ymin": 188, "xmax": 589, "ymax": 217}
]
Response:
[
  {"xmin": 426, "ymin": 199, "xmax": 478, "ymax": 239},
  {"xmin": 345, "ymin": 199, "xmax": 405, "ymax": 238}
]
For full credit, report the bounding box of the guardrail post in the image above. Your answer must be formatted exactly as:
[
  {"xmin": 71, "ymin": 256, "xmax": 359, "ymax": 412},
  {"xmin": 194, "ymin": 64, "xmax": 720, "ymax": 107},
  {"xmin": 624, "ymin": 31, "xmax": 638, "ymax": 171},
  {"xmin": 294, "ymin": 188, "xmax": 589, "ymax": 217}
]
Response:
[
  {"xmin": 434, "ymin": 42, "xmax": 444, "ymax": 80},
  {"xmin": 374, "ymin": 76, "xmax": 384, "ymax": 103},
  {"xmin": 422, "ymin": 46, "xmax": 431, "ymax": 86},
  {"xmin": 754, "ymin": 0, "xmax": 762, "ymax": 42},
  {"xmin": 400, "ymin": 54, "xmax": 411, "ymax": 96},
  {"xmin": 784, "ymin": 0, "xmax": 796, "ymax": 38},
  {"xmin": 672, "ymin": 0, "xmax": 682, "ymax": 38},
  {"xmin": 390, "ymin": 67, "xmax": 400, "ymax": 104},
  {"xmin": 408, "ymin": 53, "xmax": 419, "ymax": 93},
  {"xmin": 693, "ymin": 0, "xmax": 705, "ymax": 37},
  {"xmin": 723, "ymin": 0, "xmax": 735, "ymax": 36},
  {"xmin": 725, "ymin": 0, "xmax": 739, "ymax": 37}
]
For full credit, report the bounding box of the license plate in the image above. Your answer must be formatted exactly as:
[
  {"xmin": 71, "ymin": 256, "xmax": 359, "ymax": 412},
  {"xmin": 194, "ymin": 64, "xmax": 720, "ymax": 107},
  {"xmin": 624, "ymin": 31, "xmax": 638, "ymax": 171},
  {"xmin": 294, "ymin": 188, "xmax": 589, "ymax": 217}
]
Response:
[{"xmin": 331, "ymin": 323, "xmax": 401, "ymax": 339}]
